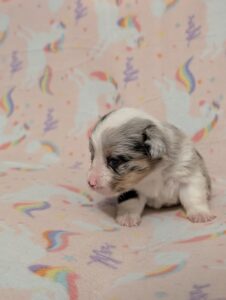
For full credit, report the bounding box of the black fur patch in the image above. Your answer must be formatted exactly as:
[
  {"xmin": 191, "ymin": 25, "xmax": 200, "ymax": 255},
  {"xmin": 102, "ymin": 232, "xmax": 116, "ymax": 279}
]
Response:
[
  {"xmin": 195, "ymin": 149, "xmax": 203, "ymax": 160},
  {"xmin": 131, "ymin": 141, "xmax": 146, "ymax": 155},
  {"xmin": 99, "ymin": 110, "xmax": 115, "ymax": 122},
  {"xmin": 118, "ymin": 190, "xmax": 138, "ymax": 203},
  {"xmin": 92, "ymin": 110, "xmax": 115, "ymax": 133}
]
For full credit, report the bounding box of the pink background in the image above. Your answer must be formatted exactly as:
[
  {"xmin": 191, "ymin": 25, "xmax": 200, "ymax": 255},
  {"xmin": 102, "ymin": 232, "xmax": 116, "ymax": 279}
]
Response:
[{"xmin": 0, "ymin": 1, "xmax": 226, "ymax": 299}]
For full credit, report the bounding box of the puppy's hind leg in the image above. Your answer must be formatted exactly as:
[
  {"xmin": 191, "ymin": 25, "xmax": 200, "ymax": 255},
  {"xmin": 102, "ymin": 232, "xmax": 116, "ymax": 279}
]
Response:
[
  {"xmin": 116, "ymin": 190, "xmax": 147, "ymax": 227},
  {"xmin": 179, "ymin": 173, "xmax": 216, "ymax": 223}
]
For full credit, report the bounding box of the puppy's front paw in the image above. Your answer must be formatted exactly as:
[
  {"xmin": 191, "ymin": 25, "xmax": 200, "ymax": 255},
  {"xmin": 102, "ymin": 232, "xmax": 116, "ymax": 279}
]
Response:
[
  {"xmin": 116, "ymin": 213, "xmax": 141, "ymax": 227},
  {"xmin": 187, "ymin": 211, "xmax": 216, "ymax": 223}
]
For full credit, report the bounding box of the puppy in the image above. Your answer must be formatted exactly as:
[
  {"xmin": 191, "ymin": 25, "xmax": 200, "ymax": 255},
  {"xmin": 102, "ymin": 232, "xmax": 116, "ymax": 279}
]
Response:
[{"xmin": 88, "ymin": 107, "xmax": 215, "ymax": 226}]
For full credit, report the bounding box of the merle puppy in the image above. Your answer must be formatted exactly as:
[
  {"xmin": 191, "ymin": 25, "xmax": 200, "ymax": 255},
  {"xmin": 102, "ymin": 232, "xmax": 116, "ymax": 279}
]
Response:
[{"xmin": 87, "ymin": 107, "xmax": 215, "ymax": 226}]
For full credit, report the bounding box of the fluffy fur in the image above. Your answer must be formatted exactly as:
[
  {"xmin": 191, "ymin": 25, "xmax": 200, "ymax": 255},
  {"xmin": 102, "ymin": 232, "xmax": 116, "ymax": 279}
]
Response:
[{"xmin": 88, "ymin": 107, "xmax": 215, "ymax": 226}]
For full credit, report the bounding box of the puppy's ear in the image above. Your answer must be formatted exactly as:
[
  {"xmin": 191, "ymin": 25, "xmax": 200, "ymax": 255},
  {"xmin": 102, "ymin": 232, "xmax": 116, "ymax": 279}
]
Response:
[{"xmin": 143, "ymin": 125, "xmax": 166, "ymax": 159}]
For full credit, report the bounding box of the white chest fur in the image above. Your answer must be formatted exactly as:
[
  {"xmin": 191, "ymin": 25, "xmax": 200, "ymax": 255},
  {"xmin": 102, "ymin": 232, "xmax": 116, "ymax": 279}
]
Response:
[{"xmin": 136, "ymin": 169, "xmax": 180, "ymax": 208}]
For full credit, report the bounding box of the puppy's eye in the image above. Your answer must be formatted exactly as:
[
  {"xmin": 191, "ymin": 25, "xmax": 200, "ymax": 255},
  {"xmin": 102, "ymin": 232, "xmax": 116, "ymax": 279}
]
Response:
[
  {"xmin": 107, "ymin": 157, "xmax": 121, "ymax": 170},
  {"xmin": 107, "ymin": 156, "xmax": 129, "ymax": 170}
]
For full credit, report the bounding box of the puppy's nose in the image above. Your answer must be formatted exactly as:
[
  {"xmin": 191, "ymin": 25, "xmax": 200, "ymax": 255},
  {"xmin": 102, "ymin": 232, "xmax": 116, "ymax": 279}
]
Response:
[
  {"xmin": 88, "ymin": 176, "xmax": 97, "ymax": 189},
  {"xmin": 88, "ymin": 180, "xmax": 96, "ymax": 188}
]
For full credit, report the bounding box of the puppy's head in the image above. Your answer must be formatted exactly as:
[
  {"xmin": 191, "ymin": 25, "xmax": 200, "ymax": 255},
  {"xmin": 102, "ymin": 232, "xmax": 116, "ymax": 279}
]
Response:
[{"xmin": 87, "ymin": 108, "xmax": 167, "ymax": 196}]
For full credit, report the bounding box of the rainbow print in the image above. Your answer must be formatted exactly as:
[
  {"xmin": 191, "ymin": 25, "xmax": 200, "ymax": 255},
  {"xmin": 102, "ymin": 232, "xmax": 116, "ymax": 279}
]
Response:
[
  {"xmin": 14, "ymin": 201, "xmax": 51, "ymax": 217},
  {"xmin": 0, "ymin": 30, "xmax": 7, "ymax": 46},
  {"xmin": 176, "ymin": 56, "xmax": 196, "ymax": 94},
  {"xmin": 58, "ymin": 184, "xmax": 93, "ymax": 202},
  {"xmin": 41, "ymin": 141, "xmax": 59, "ymax": 155},
  {"xmin": 43, "ymin": 230, "xmax": 79, "ymax": 252},
  {"xmin": 44, "ymin": 23, "xmax": 65, "ymax": 53},
  {"xmin": 90, "ymin": 71, "xmax": 118, "ymax": 89},
  {"xmin": 39, "ymin": 66, "xmax": 53, "ymax": 95},
  {"xmin": 144, "ymin": 261, "xmax": 186, "ymax": 278},
  {"xmin": 10, "ymin": 166, "xmax": 44, "ymax": 172},
  {"xmin": 192, "ymin": 114, "xmax": 218, "ymax": 143},
  {"xmin": 0, "ymin": 87, "xmax": 15, "ymax": 117},
  {"xmin": 0, "ymin": 134, "xmax": 27, "ymax": 151},
  {"xmin": 176, "ymin": 230, "xmax": 226, "ymax": 244},
  {"xmin": 165, "ymin": 0, "xmax": 179, "ymax": 10},
  {"xmin": 113, "ymin": 261, "xmax": 186, "ymax": 287},
  {"xmin": 29, "ymin": 265, "xmax": 78, "ymax": 300},
  {"xmin": 117, "ymin": 15, "xmax": 141, "ymax": 32},
  {"xmin": 192, "ymin": 98, "xmax": 221, "ymax": 142},
  {"xmin": 175, "ymin": 210, "xmax": 187, "ymax": 219},
  {"xmin": 0, "ymin": 161, "xmax": 45, "ymax": 173}
]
